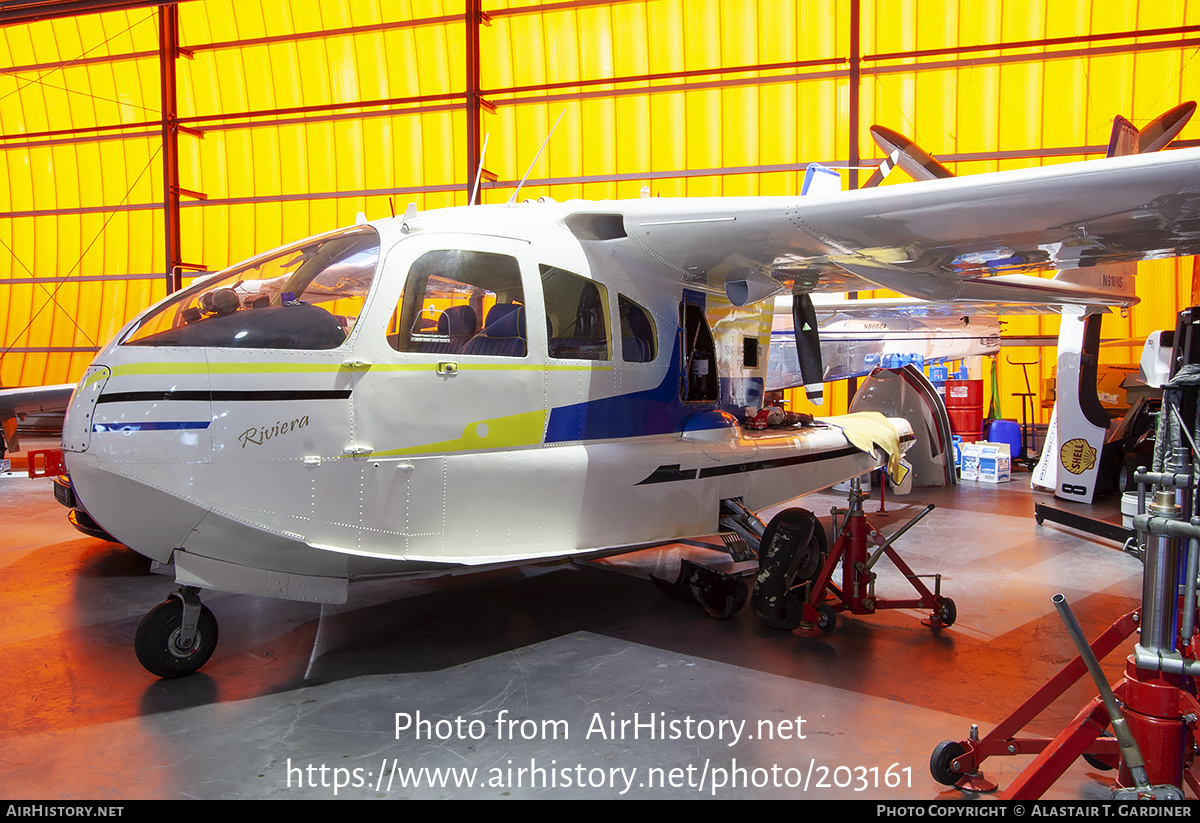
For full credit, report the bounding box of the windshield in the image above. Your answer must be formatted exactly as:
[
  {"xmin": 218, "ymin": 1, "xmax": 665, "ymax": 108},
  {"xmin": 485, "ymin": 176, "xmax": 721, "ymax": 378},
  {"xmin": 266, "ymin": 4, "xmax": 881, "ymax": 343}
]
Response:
[{"xmin": 122, "ymin": 225, "xmax": 380, "ymax": 349}]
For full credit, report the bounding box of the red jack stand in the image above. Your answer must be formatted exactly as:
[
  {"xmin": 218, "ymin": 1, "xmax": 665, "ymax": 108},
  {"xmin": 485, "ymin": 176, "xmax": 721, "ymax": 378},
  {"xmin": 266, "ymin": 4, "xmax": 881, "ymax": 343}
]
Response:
[
  {"xmin": 930, "ymin": 608, "xmax": 1199, "ymax": 799},
  {"xmin": 929, "ymin": 610, "xmax": 1138, "ymax": 795},
  {"xmin": 793, "ymin": 477, "xmax": 955, "ymax": 636},
  {"xmin": 933, "ymin": 471, "xmax": 1200, "ymax": 799}
]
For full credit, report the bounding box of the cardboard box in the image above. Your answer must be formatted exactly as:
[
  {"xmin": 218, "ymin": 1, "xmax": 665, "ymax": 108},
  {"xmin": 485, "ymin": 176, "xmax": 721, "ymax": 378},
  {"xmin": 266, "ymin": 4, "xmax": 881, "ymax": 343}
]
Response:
[{"xmin": 960, "ymin": 441, "xmax": 1011, "ymax": 483}]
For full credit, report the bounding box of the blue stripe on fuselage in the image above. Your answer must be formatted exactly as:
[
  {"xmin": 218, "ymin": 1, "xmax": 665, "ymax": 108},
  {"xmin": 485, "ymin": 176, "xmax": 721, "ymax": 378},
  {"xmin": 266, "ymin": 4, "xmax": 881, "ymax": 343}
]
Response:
[{"xmin": 543, "ymin": 334, "xmax": 764, "ymax": 442}]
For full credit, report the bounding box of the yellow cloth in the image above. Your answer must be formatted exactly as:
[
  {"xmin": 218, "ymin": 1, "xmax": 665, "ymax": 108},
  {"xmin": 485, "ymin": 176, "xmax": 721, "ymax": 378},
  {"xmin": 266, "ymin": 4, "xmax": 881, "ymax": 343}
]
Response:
[{"xmin": 816, "ymin": 411, "xmax": 909, "ymax": 484}]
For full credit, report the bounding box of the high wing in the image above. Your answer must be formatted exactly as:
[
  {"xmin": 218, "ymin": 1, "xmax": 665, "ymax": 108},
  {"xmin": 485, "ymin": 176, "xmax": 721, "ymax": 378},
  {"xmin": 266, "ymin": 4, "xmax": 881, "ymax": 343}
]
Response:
[{"xmin": 565, "ymin": 147, "xmax": 1200, "ymax": 307}]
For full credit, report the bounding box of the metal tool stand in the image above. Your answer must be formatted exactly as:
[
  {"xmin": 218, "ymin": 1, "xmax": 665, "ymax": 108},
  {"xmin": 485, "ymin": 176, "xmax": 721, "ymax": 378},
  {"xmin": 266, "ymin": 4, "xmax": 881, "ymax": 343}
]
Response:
[
  {"xmin": 792, "ymin": 478, "xmax": 955, "ymax": 636},
  {"xmin": 1007, "ymin": 354, "xmax": 1040, "ymax": 468},
  {"xmin": 1033, "ymin": 501, "xmax": 1137, "ymax": 547},
  {"xmin": 929, "ymin": 357, "xmax": 1200, "ymax": 800}
]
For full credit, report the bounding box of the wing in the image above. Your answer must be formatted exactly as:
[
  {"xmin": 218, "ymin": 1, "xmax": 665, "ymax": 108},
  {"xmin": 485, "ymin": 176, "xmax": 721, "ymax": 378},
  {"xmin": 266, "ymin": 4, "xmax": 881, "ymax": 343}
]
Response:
[
  {"xmin": 565, "ymin": 147, "xmax": 1200, "ymax": 307},
  {"xmin": 0, "ymin": 383, "xmax": 75, "ymax": 455},
  {"xmin": 0, "ymin": 383, "xmax": 76, "ymax": 420}
]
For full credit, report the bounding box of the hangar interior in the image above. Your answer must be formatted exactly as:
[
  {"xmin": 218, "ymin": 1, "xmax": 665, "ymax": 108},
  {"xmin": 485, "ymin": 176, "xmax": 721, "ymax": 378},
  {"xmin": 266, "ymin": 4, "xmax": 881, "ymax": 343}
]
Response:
[{"xmin": 1, "ymin": 0, "xmax": 1199, "ymax": 801}]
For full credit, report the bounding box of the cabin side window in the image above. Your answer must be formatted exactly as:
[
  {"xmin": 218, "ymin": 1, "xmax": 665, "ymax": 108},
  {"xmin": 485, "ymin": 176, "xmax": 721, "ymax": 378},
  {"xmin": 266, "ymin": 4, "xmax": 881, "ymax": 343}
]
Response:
[
  {"xmin": 618, "ymin": 295, "xmax": 656, "ymax": 363},
  {"xmin": 541, "ymin": 265, "xmax": 610, "ymax": 360},
  {"xmin": 388, "ymin": 250, "xmax": 527, "ymax": 357}
]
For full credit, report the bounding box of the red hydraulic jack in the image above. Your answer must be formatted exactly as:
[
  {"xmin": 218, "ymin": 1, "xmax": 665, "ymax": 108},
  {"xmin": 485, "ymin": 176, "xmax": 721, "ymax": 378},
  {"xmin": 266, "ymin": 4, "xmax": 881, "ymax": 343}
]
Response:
[
  {"xmin": 794, "ymin": 476, "xmax": 955, "ymax": 636},
  {"xmin": 930, "ymin": 481, "xmax": 1200, "ymax": 800}
]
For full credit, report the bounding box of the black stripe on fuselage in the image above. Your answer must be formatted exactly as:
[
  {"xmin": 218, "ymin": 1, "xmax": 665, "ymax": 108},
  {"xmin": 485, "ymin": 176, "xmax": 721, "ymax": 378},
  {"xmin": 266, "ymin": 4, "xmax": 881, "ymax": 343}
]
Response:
[
  {"xmin": 96, "ymin": 389, "xmax": 352, "ymax": 404},
  {"xmin": 635, "ymin": 464, "xmax": 699, "ymax": 485},
  {"xmin": 635, "ymin": 434, "xmax": 916, "ymax": 486}
]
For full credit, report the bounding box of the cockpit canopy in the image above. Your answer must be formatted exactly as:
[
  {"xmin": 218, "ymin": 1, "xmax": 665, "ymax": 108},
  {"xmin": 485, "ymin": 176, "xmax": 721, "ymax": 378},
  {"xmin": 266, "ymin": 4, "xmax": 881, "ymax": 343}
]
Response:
[{"xmin": 121, "ymin": 225, "xmax": 380, "ymax": 349}]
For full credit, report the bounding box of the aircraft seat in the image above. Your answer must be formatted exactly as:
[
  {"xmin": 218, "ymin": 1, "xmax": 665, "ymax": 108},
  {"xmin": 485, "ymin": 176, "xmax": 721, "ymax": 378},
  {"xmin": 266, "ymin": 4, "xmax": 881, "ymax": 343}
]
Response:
[
  {"xmin": 461, "ymin": 304, "xmax": 527, "ymax": 357},
  {"xmin": 438, "ymin": 305, "xmax": 479, "ymax": 353},
  {"xmin": 622, "ymin": 336, "xmax": 651, "ymax": 361}
]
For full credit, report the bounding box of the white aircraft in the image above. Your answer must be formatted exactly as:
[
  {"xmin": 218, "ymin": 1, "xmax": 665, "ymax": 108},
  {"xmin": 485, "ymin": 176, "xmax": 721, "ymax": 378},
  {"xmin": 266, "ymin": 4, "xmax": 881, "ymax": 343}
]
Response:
[{"xmin": 51, "ymin": 143, "xmax": 1200, "ymax": 677}]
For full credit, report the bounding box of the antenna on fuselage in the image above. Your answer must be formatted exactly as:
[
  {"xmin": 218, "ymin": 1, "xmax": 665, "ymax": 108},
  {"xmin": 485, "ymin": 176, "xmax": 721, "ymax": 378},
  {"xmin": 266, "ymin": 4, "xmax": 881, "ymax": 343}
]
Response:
[
  {"xmin": 508, "ymin": 109, "xmax": 565, "ymax": 205},
  {"xmin": 470, "ymin": 133, "xmax": 491, "ymax": 206}
]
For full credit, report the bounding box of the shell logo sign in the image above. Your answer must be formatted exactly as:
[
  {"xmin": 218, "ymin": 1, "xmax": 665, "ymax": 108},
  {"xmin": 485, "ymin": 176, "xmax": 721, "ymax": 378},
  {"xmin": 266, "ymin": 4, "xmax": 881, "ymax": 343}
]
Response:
[{"xmin": 1060, "ymin": 438, "xmax": 1098, "ymax": 475}]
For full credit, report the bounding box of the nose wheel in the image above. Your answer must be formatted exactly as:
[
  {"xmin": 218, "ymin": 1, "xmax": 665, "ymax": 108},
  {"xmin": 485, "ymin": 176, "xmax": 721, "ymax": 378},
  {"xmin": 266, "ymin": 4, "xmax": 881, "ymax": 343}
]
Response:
[{"xmin": 134, "ymin": 587, "xmax": 218, "ymax": 678}]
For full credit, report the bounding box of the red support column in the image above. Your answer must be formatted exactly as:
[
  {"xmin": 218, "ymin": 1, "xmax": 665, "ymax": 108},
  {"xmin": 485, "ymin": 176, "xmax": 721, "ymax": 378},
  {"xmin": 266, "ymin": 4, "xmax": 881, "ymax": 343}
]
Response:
[{"xmin": 159, "ymin": 3, "xmax": 182, "ymax": 293}]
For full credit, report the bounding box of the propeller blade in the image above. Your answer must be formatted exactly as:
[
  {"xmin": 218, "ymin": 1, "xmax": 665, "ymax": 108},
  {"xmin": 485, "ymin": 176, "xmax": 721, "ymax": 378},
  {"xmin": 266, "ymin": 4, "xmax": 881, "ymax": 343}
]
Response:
[
  {"xmin": 868, "ymin": 125, "xmax": 955, "ymax": 182},
  {"xmin": 863, "ymin": 148, "xmax": 901, "ymax": 188},
  {"xmin": 792, "ymin": 293, "xmax": 824, "ymax": 405},
  {"xmin": 1138, "ymin": 100, "xmax": 1196, "ymax": 153}
]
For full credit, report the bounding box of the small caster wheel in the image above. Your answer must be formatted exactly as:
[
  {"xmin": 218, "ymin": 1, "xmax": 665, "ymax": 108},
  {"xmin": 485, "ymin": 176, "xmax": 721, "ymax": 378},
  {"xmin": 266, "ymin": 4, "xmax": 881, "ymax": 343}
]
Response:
[
  {"xmin": 135, "ymin": 599, "xmax": 218, "ymax": 678},
  {"xmin": 814, "ymin": 603, "xmax": 837, "ymax": 633},
  {"xmin": 937, "ymin": 597, "xmax": 956, "ymax": 628},
  {"xmin": 1082, "ymin": 752, "xmax": 1117, "ymax": 771},
  {"xmin": 1083, "ymin": 734, "xmax": 1118, "ymax": 771},
  {"xmin": 930, "ymin": 739, "xmax": 967, "ymax": 786}
]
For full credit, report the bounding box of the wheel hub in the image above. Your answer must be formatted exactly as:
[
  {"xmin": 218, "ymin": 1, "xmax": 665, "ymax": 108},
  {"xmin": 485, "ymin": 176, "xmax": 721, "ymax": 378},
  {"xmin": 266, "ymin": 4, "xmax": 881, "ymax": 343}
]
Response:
[{"xmin": 167, "ymin": 627, "xmax": 199, "ymax": 658}]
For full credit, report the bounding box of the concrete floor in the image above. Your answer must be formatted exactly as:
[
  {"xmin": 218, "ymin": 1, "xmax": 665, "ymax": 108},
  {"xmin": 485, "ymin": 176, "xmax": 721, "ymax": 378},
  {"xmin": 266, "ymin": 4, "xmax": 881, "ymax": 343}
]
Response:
[{"xmin": 0, "ymin": 440, "xmax": 1152, "ymax": 800}]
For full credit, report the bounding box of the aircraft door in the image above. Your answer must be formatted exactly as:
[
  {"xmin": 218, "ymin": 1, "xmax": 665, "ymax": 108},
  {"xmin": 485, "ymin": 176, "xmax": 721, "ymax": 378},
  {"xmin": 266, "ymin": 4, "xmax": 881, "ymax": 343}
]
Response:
[{"xmin": 345, "ymin": 236, "xmax": 548, "ymax": 561}]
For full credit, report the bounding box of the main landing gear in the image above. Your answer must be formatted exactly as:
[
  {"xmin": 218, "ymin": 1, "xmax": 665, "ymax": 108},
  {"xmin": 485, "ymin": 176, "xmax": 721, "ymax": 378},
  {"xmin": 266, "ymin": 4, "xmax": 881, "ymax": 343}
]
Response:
[
  {"xmin": 654, "ymin": 481, "xmax": 955, "ymax": 637},
  {"xmin": 134, "ymin": 586, "xmax": 219, "ymax": 678}
]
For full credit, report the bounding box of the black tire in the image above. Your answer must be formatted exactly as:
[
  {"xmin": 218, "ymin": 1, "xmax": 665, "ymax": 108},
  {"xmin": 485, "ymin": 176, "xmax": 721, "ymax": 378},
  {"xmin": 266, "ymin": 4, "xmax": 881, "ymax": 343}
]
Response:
[
  {"xmin": 937, "ymin": 597, "xmax": 957, "ymax": 628},
  {"xmin": 1082, "ymin": 752, "xmax": 1117, "ymax": 771},
  {"xmin": 1118, "ymin": 460, "xmax": 1134, "ymax": 494},
  {"xmin": 751, "ymin": 508, "xmax": 827, "ymax": 630},
  {"xmin": 766, "ymin": 508, "xmax": 828, "ymax": 588},
  {"xmin": 814, "ymin": 603, "xmax": 837, "ymax": 633},
  {"xmin": 135, "ymin": 599, "xmax": 218, "ymax": 679},
  {"xmin": 930, "ymin": 739, "xmax": 967, "ymax": 786}
]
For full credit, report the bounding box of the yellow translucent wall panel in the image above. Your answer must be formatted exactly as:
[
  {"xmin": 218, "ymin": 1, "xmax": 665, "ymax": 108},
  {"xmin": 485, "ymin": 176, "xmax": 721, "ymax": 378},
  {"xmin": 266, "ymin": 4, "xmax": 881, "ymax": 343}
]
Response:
[
  {"xmin": 483, "ymin": 76, "xmax": 844, "ymax": 202},
  {"xmin": 0, "ymin": 207, "xmax": 164, "ymax": 387},
  {"xmin": 188, "ymin": 114, "xmax": 464, "ymax": 203},
  {"xmin": 0, "ymin": 140, "xmax": 160, "ymax": 215},
  {"xmin": 0, "ymin": 13, "xmax": 160, "ymax": 135},
  {"xmin": 178, "ymin": 1, "xmax": 463, "ymax": 119}
]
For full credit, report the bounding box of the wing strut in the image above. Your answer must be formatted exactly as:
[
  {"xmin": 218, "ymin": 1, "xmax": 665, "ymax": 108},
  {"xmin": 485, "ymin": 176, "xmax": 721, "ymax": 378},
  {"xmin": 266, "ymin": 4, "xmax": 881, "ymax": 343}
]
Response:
[{"xmin": 792, "ymin": 293, "xmax": 824, "ymax": 405}]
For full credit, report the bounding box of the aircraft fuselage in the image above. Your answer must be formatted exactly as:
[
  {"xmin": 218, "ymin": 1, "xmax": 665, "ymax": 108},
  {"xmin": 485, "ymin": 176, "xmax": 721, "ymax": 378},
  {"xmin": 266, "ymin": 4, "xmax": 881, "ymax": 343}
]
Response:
[{"xmin": 62, "ymin": 201, "xmax": 904, "ymax": 604}]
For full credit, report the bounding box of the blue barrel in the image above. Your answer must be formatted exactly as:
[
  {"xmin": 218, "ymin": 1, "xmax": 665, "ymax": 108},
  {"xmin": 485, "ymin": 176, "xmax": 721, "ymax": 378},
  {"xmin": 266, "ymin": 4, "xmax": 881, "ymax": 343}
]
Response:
[{"xmin": 986, "ymin": 419, "xmax": 1022, "ymax": 457}]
